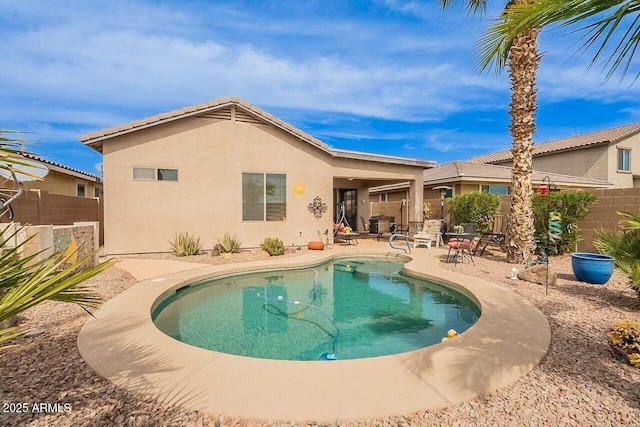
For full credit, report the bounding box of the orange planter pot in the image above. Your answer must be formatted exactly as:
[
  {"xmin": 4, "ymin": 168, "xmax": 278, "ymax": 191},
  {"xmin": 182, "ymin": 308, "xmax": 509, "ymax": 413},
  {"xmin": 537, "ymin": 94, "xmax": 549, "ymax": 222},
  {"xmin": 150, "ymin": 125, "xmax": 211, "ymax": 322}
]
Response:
[{"xmin": 307, "ymin": 241, "xmax": 325, "ymax": 250}]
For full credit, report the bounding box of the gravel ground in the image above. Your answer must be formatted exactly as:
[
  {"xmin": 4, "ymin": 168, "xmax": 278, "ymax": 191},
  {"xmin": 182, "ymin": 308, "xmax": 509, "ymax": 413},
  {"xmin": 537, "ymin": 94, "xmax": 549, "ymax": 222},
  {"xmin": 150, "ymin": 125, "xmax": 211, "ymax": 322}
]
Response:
[{"xmin": 1, "ymin": 248, "xmax": 639, "ymax": 426}]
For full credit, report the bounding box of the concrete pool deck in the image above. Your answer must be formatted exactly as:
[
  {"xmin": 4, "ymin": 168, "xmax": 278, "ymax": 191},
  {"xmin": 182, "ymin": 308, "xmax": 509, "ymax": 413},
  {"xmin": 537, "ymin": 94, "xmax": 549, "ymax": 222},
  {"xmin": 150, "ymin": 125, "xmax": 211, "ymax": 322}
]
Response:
[{"xmin": 78, "ymin": 241, "xmax": 551, "ymax": 422}]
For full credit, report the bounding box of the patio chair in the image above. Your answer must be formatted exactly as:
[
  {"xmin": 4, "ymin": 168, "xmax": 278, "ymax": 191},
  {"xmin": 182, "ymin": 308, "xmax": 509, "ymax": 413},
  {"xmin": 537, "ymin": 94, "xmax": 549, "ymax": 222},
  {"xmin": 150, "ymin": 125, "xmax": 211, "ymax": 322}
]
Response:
[
  {"xmin": 446, "ymin": 222, "xmax": 476, "ymax": 265},
  {"xmin": 475, "ymin": 215, "xmax": 507, "ymax": 256},
  {"xmin": 413, "ymin": 219, "xmax": 443, "ymax": 249}
]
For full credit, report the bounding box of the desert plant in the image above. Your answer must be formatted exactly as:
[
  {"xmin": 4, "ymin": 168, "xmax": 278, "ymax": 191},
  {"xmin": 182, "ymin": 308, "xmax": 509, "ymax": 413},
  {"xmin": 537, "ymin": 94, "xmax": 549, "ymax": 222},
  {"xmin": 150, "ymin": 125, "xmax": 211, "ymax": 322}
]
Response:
[
  {"xmin": 168, "ymin": 232, "xmax": 203, "ymax": 256},
  {"xmin": 0, "ymin": 225, "xmax": 114, "ymax": 350},
  {"xmin": 423, "ymin": 201, "xmax": 432, "ymax": 220},
  {"xmin": 448, "ymin": 192, "xmax": 501, "ymax": 231},
  {"xmin": 215, "ymin": 231, "xmax": 242, "ymax": 254},
  {"xmin": 533, "ymin": 191, "xmax": 596, "ymax": 255},
  {"xmin": 594, "ymin": 211, "xmax": 640, "ymax": 295},
  {"xmin": 608, "ymin": 320, "xmax": 640, "ymax": 368},
  {"xmin": 260, "ymin": 237, "xmax": 285, "ymax": 256}
]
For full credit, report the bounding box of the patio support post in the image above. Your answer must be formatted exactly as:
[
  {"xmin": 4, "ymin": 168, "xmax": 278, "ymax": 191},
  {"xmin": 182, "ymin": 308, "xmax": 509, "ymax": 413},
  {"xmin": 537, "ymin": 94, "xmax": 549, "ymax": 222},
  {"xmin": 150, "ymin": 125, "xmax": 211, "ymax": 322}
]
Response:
[{"xmin": 408, "ymin": 175, "xmax": 423, "ymax": 224}]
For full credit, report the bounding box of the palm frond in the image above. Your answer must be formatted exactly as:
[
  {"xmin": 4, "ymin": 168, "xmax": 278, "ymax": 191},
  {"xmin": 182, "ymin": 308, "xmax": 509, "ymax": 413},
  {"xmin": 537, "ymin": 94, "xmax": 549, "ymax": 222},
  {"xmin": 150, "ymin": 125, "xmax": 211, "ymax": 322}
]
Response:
[
  {"xmin": 439, "ymin": 0, "xmax": 488, "ymax": 17},
  {"xmin": 479, "ymin": 0, "xmax": 640, "ymax": 80},
  {"xmin": 0, "ymin": 325, "xmax": 24, "ymax": 350}
]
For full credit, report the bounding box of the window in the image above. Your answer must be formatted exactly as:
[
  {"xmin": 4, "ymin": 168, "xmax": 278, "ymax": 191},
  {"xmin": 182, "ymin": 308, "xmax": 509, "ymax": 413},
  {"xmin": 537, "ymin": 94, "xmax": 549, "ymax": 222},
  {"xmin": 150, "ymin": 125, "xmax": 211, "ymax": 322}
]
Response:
[
  {"xmin": 133, "ymin": 167, "xmax": 178, "ymax": 181},
  {"xmin": 618, "ymin": 148, "xmax": 631, "ymax": 172},
  {"xmin": 77, "ymin": 184, "xmax": 85, "ymax": 197},
  {"xmin": 380, "ymin": 193, "xmax": 387, "ymax": 202},
  {"xmin": 94, "ymin": 187, "xmax": 103, "ymax": 198},
  {"xmin": 481, "ymin": 185, "xmax": 510, "ymax": 195},
  {"xmin": 158, "ymin": 168, "xmax": 178, "ymax": 181},
  {"xmin": 242, "ymin": 173, "xmax": 286, "ymax": 221}
]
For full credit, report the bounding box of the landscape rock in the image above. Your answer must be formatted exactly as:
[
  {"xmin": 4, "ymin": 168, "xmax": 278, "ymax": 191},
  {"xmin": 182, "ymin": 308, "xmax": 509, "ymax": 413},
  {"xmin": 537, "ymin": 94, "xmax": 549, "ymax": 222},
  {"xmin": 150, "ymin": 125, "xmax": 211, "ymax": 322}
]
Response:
[{"xmin": 518, "ymin": 263, "xmax": 558, "ymax": 286}]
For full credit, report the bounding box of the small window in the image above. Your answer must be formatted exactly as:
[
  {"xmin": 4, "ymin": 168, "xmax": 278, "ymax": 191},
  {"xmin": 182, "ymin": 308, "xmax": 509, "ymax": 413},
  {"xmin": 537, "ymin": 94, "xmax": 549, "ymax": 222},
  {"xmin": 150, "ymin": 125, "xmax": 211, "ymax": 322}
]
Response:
[
  {"xmin": 94, "ymin": 187, "xmax": 103, "ymax": 198},
  {"xmin": 618, "ymin": 148, "xmax": 631, "ymax": 171},
  {"xmin": 158, "ymin": 168, "xmax": 178, "ymax": 181},
  {"xmin": 242, "ymin": 173, "xmax": 286, "ymax": 221},
  {"xmin": 481, "ymin": 185, "xmax": 510, "ymax": 195},
  {"xmin": 133, "ymin": 167, "xmax": 155, "ymax": 180},
  {"xmin": 77, "ymin": 184, "xmax": 86, "ymax": 197},
  {"xmin": 133, "ymin": 167, "xmax": 178, "ymax": 181},
  {"xmin": 380, "ymin": 193, "xmax": 387, "ymax": 202}
]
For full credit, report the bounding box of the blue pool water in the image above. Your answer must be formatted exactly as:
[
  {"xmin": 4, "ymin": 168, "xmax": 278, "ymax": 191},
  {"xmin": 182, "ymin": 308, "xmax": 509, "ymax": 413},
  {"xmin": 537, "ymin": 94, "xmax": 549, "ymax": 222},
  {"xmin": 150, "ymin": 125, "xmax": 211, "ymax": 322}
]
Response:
[{"xmin": 152, "ymin": 256, "xmax": 480, "ymax": 361}]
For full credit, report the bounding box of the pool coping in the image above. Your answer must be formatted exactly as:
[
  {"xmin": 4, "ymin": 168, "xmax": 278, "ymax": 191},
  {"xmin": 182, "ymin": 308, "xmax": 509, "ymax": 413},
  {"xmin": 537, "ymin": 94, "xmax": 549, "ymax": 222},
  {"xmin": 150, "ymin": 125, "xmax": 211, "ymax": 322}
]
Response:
[{"xmin": 78, "ymin": 243, "xmax": 551, "ymax": 422}]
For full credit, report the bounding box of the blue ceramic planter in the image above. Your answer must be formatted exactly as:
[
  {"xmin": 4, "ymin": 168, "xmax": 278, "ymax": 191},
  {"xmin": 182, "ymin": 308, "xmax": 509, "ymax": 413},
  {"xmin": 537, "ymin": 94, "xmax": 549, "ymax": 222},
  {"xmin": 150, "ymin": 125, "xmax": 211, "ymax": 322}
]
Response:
[{"xmin": 571, "ymin": 252, "xmax": 615, "ymax": 285}]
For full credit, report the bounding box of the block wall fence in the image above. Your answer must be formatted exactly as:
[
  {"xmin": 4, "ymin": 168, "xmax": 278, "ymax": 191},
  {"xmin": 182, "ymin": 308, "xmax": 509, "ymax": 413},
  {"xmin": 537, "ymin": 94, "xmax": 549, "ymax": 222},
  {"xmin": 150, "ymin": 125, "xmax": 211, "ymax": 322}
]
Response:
[{"xmin": 0, "ymin": 190, "xmax": 103, "ymax": 245}]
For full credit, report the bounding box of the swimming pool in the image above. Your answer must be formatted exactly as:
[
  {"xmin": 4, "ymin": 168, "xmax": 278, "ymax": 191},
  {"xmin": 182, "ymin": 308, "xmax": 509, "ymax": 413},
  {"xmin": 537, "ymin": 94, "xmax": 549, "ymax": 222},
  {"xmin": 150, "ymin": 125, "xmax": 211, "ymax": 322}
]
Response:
[{"xmin": 152, "ymin": 256, "xmax": 480, "ymax": 361}]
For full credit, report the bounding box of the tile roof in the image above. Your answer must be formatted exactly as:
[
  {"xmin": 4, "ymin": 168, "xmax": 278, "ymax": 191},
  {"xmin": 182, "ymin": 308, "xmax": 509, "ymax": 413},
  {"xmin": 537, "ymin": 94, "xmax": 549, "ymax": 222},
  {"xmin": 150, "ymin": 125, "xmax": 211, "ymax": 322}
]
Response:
[
  {"xmin": 369, "ymin": 161, "xmax": 611, "ymax": 193},
  {"xmin": 469, "ymin": 122, "xmax": 640, "ymax": 164},
  {"xmin": 22, "ymin": 153, "xmax": 101, "ymax": 182},
  {"xmin": 79, "ymin": 97, "xmax": 435, "ymax": 168}
]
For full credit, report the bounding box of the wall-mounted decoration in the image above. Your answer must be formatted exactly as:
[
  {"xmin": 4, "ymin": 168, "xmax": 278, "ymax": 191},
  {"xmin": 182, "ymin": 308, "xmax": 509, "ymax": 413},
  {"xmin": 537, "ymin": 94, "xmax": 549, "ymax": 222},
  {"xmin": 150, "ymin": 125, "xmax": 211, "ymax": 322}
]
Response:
[
  {"xmin": 292, "ymin": 183, "xmax": 306, "ymax": 196},
  {"xmin": 307, "ymin": 196, "xmax": 328, "ymax": 219}
]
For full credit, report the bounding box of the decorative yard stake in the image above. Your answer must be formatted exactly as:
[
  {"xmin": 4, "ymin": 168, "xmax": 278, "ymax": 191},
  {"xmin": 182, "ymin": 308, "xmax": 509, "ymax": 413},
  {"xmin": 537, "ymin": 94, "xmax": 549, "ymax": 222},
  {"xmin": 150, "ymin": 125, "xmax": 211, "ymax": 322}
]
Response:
[
  {"xmin": 541, "ymin": 176, "xmax": 560, "ymax": 296},
  {"xmin": 307, "ymin": 196, "xmax": 328, "ymax": 219}
]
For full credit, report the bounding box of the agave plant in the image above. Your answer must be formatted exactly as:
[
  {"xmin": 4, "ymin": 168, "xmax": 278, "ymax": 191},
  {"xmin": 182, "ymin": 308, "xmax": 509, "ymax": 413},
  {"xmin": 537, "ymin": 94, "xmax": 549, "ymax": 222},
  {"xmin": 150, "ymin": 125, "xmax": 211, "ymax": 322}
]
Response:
[
  {"xmin": 0, "ymin": 225, "xmax": 115, "ymax": 350},
  {"xmin": 594, "ymin": 211, "xmax": 640, "ymax": 295},
  {"xmin": 168, "ymin": 231, "xmax": 203, "ymax": 256},
  {"xmin": 215, "ymin": 232, "xmax": 242, "ymax": 254}
]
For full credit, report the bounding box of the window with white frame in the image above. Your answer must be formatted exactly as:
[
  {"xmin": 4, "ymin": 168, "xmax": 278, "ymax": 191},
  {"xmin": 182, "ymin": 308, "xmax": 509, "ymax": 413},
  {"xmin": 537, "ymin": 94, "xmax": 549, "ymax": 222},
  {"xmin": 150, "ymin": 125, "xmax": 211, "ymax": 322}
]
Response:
[
  {"xmin": 380, "ymin": 193, "xmax": 387, "ymax": 202},
  {"xmin": 242, "ymin": 173, "xmax": 286, "ymax": 221},
  {"xmin": 618, "ymin": 148, "xmax": 631, "ymax": 172},
  {"xmin": 133, "ymin": 167, "xmax": 179, "ymax": 181},
  {"xmin": 77, "ymin": 183, "xmax": 85, "ymax": 197}
]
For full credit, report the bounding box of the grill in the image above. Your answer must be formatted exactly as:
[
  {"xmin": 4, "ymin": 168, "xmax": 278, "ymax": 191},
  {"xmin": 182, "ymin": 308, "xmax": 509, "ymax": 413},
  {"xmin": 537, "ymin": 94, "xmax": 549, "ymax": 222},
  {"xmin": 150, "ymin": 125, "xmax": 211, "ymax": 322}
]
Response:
[{"xmin": 369, "ymin": 215, "xmax": 394, "ymax": 234}]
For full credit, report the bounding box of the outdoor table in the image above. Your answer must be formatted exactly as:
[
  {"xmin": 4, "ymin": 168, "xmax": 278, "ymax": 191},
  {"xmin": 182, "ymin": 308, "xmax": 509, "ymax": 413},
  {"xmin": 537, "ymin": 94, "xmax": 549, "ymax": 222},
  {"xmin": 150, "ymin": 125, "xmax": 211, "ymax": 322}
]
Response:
[{"xmin": 336, "ymin": 232, "xmax": 359, "ymax": 245}]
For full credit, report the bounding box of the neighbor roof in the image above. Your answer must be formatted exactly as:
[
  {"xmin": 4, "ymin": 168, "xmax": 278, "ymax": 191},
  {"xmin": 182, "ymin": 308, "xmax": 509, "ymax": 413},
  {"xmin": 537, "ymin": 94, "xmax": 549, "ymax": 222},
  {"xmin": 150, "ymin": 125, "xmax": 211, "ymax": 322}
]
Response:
[
  {"xmin": 469, "ymin": 122, "xmax": 640, "ymax": 164},
  {"xmin": 23, "ymin": 153, "xmax": 101, "ymax": 182},
  {"xmin": 80, "ymin": 96, "xmax": 435, "ymax": 169},
  {"xmin": 369, "ymin": 161, "xmax": 611, "ymax": 193}
]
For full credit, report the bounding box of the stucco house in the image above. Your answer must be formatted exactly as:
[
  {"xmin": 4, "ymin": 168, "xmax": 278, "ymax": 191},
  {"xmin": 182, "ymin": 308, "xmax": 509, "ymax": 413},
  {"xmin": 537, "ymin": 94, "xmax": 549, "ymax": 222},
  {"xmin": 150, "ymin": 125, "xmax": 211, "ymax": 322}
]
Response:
[
  {"xmin": 469, "ymin": 122, "xmax": 640, "ymax": 189},
  {"xmin": 80, "ymin": 97, "xmax": 433, "ymax": 255},
  {"xmin": 20, "ymin": 153, "xmax": 103, "ymax": 198},
  {"xmin": 370, "ymin": 160, "xmax": 611, "ymax": 201}
]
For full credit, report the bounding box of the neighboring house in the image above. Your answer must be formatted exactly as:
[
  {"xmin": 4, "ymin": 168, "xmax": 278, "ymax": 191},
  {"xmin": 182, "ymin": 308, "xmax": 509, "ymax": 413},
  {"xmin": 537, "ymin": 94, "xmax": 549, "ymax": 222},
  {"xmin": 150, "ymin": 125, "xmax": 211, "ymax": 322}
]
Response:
[
  {"xmin": 469, "ymin": 122, "xmax": 640, "ymax": 189},
  {"xmin": 18, "ymin": 153, "xmax": 103, "ymax": 198},
  {"xmin": 80, "ymin": 97, "xmax": 433, "ymax": 255},
  {"xmin": 370, "ymin": 161, "xmax": 611, "ymax": 201}
]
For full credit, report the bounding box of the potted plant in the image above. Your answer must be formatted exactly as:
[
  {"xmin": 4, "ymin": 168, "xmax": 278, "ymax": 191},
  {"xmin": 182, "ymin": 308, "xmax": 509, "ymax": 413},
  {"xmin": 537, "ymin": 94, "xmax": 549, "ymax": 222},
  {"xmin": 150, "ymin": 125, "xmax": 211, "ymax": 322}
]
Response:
[
  {"xmin": 571, "ymin": 252, "xmax": 615, "ymax": 284},
  {"xmin": 608, "ymin": 320, "xmax": 640, "ymax": 368}
]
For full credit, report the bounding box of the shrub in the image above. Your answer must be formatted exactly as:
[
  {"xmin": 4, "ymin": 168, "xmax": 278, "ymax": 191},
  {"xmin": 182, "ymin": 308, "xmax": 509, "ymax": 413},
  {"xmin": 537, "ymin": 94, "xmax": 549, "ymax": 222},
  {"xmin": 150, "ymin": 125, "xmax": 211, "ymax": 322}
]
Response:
[
  {"xmin": 594, "ymin": 211, "xmax": 640, "ymax": 295},
  {"xmin": 215, "ymin": 232, "xmax": 242, "ymax": 253},
  {"xmin": 448, "ymin": 192, "xmax": 501, "ymax": 231},
  {"xmin": 168, "ymin": 232, "xmax": 203, "ymax": 256},
  {"xmin": 532, "ymin": 191, "xmax": 596, "ymax": 255},
  {"xmin": 260, "ymin": 237, "xmax": 285, "ymax": 256}
]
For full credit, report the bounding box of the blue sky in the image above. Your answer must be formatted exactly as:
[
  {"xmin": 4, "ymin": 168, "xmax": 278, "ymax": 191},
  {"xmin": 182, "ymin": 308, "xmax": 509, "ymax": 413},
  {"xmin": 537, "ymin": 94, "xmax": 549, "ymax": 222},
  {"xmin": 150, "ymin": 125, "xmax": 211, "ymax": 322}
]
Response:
[{"xmin": 2, "ymin": 0, "xmax": 639, "ymax": 176}]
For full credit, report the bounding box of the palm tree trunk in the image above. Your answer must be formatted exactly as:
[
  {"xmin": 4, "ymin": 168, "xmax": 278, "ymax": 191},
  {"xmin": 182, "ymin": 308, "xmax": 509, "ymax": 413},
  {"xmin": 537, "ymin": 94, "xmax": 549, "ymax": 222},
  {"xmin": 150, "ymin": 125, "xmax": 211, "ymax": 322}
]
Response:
[{"xmin": 506, "ymin": 22, "xmax": 540, "ymax": 264}]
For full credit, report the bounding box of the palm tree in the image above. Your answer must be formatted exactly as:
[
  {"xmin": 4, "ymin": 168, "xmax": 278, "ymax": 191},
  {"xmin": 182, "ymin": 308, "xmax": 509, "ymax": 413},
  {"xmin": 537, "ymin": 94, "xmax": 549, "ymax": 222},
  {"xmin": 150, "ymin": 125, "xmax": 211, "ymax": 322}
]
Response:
[
  {"xmin": 441, "ymin": 0, "xmax": 539, "ymax": 263},
  {"xmin": 479, "ymin": 0, "xmax": 640, "ymax": 82}
]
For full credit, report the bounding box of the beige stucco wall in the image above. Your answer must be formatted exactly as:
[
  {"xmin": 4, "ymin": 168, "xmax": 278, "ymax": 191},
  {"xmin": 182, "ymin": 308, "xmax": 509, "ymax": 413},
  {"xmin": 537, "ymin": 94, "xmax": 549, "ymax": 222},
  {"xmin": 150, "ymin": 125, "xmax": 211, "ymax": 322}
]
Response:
[
  {"xmin": 22, "ymin": 169, "xmax": 102, "ymax": 197},
  {"xmin": 495, "ymin": 145, "xmax": 609, "ymax": 182},
  {"xmin": 607, "ymin": 134, "xmax": 640, "ymax": 188},
  {"xmin": 101, "ymin": 116, "xmax": 424, "ymax": 254},
  {"xmin": 103, "ymin": 117, "xmax": 336, "ymax": 254}
]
